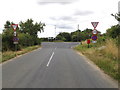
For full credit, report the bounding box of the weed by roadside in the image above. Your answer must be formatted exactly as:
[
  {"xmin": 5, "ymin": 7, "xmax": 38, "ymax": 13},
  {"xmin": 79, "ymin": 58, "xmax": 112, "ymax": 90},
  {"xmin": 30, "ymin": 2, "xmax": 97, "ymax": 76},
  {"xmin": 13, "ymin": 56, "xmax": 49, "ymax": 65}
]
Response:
[
  {"xmin": 74, "ymin": 39, "xmax": 119, "ymax": 81},
  {"xmin": 1, "ymin": 45, "xmax": 41, "ymax": 63}
]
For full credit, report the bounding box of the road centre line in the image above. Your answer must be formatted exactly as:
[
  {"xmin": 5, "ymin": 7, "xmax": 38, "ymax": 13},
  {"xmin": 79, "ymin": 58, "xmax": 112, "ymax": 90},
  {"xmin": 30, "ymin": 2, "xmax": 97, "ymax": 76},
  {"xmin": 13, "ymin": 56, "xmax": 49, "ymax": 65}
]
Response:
[{"xmin": 46, "ymin": 52, "xmax": 54, "ymax": 67}]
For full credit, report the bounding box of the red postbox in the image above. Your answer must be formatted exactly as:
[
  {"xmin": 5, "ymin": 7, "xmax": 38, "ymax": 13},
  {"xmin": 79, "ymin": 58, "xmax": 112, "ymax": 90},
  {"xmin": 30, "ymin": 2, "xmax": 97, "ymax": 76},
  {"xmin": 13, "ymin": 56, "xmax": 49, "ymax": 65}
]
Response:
[{"xmin": 87, "ymin": 39, "xmax": 90, "ymax": 44}]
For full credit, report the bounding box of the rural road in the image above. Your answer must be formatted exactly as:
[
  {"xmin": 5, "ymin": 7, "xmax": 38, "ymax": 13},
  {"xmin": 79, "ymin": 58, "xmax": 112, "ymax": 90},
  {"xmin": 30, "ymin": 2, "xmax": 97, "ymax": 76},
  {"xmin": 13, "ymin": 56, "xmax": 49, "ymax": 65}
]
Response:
[{"xmin": 2, "ymin": 42, "xmax": 118, "ymax": 88}]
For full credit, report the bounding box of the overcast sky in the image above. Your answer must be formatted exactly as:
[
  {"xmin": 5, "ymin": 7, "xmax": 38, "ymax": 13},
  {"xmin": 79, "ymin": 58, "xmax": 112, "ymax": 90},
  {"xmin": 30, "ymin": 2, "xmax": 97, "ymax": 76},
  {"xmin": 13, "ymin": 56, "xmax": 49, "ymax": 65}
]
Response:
[{"xmin": 0, "ymin": 0, "xmax": 119, "ymax": 37}]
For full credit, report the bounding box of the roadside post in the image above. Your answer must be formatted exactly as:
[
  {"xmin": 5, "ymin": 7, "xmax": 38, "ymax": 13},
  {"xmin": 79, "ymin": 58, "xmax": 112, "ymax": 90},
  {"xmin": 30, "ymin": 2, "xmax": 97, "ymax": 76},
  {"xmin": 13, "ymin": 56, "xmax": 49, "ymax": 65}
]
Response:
[
  {"xmin": 12, "ymin": 24, "xmax": 18, "ymax": 55},
  {"xmin": 87, "ymin": 39, "xmax": 90, "ymax": 48}
]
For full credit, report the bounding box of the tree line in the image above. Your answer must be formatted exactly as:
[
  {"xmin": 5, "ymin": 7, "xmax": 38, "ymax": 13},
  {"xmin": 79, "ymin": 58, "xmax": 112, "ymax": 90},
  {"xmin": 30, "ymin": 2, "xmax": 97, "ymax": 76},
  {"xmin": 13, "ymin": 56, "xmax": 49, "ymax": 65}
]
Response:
[
  {"xmin": 55, "ymin": 13, "xmax": 120, "ymax": 43},
  {"xmin": 55, "ymin": 29, "xmax": 101, "ymax": 42},
  {"xmin": 1, "ymin": 13, "xmax": 120, "ymax": 51},
  {"xmin": 54, "ymin": 23, "xmax": 119, "ymax": 42},
  {"xmin": 41, "ymin": 13, "xmax": 120, "ymax": 43}
]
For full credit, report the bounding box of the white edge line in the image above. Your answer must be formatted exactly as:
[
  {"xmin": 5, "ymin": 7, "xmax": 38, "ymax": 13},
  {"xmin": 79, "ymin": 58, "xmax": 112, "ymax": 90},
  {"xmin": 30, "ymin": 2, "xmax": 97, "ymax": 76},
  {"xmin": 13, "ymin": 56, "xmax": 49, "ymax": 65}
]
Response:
[{"xmin": 47, "ymin": 52, "xmax": 54, "ymax": 67}]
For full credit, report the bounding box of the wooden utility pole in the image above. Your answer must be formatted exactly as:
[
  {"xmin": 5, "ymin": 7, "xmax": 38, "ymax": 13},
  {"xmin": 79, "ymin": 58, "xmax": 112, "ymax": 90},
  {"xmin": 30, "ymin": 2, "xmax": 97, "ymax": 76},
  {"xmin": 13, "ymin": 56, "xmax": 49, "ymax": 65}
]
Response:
[
  {"xmin": 55, "ymin": 25, "xmax": 56, "ymax": 41},
  {"xmin": 77, "ymin": 24, "xmax": 79, "ymax": 42},
  {"xmin": 118, "ymin": 1, "xmax": 120, "ymax": 25}
]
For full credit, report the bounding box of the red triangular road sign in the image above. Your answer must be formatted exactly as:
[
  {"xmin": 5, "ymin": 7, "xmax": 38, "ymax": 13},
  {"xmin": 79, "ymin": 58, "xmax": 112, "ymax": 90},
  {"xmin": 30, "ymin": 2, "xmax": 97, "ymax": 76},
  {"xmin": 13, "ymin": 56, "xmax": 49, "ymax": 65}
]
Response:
[
  {"xmin": 91, "ymin": 22, "xmax": 99, "ymax": 29},
  {"xmin": 12, "ymin": 24, "xmax": 18, "ymax": 31}
]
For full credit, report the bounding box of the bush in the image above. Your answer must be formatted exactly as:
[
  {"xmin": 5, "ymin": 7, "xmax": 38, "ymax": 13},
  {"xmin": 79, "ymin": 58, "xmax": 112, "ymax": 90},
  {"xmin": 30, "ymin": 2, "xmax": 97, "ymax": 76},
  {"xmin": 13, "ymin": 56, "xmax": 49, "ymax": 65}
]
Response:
[
  {"xmin": 72, "ymin": 35, "xmax": 77, "ymax": 42},
  {"xmin": 103, "ymin": 39, "xmax": 118, "ymax": 59},
  {"xmin": 2, "ymin": 31, "xmax": 15, "ymax": 51},
  {"xmin": 107, "ymin": 25, "xmax": 120, "ymax": 38},
  {"xmin": 18, "ymin": 33, "xmax": 41, "ymax": 46},
  {"xmin": 2, "ymin": 32, "xmax": 41, "ymax": 51},
  {"xmin": 74, "ymin": 38, "xmax": 119, "ymax": 80}
]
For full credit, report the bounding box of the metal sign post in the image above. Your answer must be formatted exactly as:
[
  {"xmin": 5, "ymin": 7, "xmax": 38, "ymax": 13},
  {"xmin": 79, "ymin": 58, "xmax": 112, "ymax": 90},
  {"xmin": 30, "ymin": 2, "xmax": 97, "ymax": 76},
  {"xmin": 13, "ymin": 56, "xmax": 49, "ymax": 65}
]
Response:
[
  {"xmin": 12, "ymin": 24, "xmax": 18, "ymax": 56},
  {"xmin": 91, "ymin": 22, "xmax": 99, "ymax": 45}
]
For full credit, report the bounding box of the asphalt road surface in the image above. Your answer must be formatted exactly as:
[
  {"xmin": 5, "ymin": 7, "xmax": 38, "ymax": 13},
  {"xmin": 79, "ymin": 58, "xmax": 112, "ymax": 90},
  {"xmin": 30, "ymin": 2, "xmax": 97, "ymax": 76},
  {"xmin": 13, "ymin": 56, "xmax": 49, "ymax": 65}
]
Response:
[{"xmin": 2, "ymin": 42, "xmax": 118, "ymax": 88}]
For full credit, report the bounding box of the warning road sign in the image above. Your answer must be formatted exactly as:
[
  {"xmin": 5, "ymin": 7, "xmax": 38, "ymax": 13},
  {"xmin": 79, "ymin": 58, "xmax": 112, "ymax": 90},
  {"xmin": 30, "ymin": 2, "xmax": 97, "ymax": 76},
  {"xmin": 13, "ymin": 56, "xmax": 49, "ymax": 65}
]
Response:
[
  {"xmin": 14, "ymin": 31, "xmax": 17, "ymax": 36},
  {"xmin": 92, "ymin": 29, "xmax": 98, "ymax": 35},
  {"xmin": 92, "ymin": 40, "xmax": 97, "ymax": 43},
  {"xmin": 12, "ymin": 24, "xmax": 18, "ymax": 31},
  {"xmin": 91, "ymin": 35, "xmax": 97, "ymax": 41},
  {"xmin": 13, "ymin": 37, "xmax": 19, "ymax": 42},
  {"xmin": 13, "ymin": 37, "xmax": 19, "ymax": 44},
  {"xmin": 91, "ymin": 22, "xmax": 99, "ymax": 29},
  {"xmin": 13, "ymin": 42, "xmax": 18, "ymax": 44}
]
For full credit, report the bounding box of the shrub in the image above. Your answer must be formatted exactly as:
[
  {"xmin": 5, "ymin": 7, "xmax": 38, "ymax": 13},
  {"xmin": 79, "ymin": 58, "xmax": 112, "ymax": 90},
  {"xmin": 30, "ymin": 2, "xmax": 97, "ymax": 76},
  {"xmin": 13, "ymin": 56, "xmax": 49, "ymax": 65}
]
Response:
[{"xmin": 102, "ymin": 39, "xmax": 118, "ymax": 60}]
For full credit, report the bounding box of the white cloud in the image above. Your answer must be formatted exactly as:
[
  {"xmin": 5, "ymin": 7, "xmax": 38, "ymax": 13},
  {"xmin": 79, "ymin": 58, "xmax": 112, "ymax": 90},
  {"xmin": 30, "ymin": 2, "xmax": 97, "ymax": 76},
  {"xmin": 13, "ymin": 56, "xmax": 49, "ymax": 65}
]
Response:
[
  {"xmin": 0, "ymin": 0, "xmax": 119, "ymax": 36},
  {"xmin": 37, "ymin": 0, "xmax": 79, "ymax": 4}
]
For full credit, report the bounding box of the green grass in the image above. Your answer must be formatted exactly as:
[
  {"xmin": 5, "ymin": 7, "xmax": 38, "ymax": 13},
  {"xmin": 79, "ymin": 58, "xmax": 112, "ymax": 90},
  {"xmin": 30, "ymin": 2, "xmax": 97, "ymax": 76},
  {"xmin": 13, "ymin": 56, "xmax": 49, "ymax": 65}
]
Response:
[
  {"xmin": 0, "ymin": 52, "xmax": 2, "ymax": 63},
  {"xmin": 74, "ymin": 40, "xmax": 119, "ymax": 81},
  {"xmin": 2, "ymin": 45, "xmax": 41, "ymax": 63}
]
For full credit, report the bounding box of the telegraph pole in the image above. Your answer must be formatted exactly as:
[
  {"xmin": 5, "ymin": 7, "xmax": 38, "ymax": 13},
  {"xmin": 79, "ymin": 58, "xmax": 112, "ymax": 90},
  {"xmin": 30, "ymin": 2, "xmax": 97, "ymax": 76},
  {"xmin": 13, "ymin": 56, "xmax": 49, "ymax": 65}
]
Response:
[
  {"xmin": 118, "ymin": 1, "xmax": 120, "ymax": 25},
  {"xmin": 77, "ymin": 24, "xmax": 79, "ymax": 42},
  {"xmin": 55, "ymin": 25, "xmax": 56, "ymax": 41}
]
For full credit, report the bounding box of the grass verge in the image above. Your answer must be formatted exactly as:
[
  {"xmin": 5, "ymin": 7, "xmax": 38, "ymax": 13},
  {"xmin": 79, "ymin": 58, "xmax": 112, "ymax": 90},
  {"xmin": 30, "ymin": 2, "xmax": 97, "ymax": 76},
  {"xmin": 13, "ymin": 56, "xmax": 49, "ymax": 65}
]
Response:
[
  {"xmin": 74, "ymin": 39, "xmax": 119, "ymax": 81},
  {"xmin": 2, "ymin": 45, "xmax": 41, "ymax": 63},
  {"xmin": 0, "ymin": 52, "xmax": 2, "ymax": 63}
]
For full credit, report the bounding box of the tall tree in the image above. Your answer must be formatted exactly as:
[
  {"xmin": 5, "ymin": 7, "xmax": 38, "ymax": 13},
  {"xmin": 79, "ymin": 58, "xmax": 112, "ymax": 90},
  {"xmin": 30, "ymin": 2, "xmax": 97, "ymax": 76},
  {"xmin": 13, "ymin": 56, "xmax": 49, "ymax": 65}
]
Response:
[
  {"xmin": 109, "ymin": 13, "xmax": 120, "ymax": 38},
  {"xmin": 2, "ymin": 21, "xmax": 17, "ymax": 51},
  {"xmin": 19, "ymin": 19, "xmax": 45, "ymax": 37},
  {"xmin": 56, "ymin": 32, "xmax": 71, "ymax": 41},
  {"xmin": 106, "ymin": 25, "xmax": 120, "ymax": 38},
  {"xmin": 111, "ymin": 13, "xmax": 120, "ymax": 22}
]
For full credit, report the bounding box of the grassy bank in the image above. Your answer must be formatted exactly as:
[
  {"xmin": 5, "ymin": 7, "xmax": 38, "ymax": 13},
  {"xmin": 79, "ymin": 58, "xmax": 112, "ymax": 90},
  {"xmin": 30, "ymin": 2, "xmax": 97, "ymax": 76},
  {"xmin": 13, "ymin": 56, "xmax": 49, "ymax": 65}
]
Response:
[
  {"xmin": 74, "ymin": 39, "xmax": 119, "ymax": 81},
  {"xmin": 2, "ymin": 45, "xmax": 41, "ymax": 63},
  {"xmin": 0, "ymin": 52, "xmax": 2, "ymax": 63}
]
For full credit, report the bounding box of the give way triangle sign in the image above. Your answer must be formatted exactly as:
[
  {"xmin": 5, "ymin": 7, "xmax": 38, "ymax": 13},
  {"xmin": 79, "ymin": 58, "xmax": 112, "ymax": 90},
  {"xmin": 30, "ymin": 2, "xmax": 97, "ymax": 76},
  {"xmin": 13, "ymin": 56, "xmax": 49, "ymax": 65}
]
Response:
[
  {"xmin": 12, "ymin": 24, "xmax": 18, "ymax": 31},
  {"xmin": 91, "ymin": 22, "xmax": 99, "ymax": 29}
]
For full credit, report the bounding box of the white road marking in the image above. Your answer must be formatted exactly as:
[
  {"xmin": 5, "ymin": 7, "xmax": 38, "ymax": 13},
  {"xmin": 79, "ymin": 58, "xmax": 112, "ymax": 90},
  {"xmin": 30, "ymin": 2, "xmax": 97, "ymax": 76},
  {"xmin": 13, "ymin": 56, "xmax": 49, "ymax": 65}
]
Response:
[{"xmin": 47, "ymin": 52, "xmax": 54, "ymax": 67}]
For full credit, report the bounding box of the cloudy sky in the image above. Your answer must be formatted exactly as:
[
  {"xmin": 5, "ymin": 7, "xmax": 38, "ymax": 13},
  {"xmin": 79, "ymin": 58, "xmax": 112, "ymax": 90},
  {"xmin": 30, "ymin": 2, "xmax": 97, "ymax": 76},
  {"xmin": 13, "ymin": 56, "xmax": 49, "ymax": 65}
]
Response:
[{"xmin": 0, "ymin": 0, "xmax": 119, "ymax": 37}]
